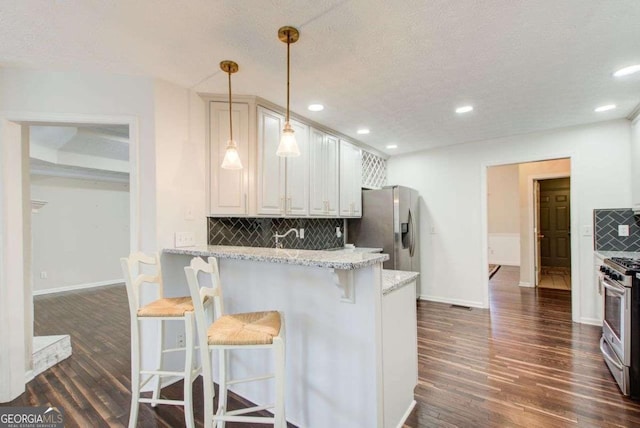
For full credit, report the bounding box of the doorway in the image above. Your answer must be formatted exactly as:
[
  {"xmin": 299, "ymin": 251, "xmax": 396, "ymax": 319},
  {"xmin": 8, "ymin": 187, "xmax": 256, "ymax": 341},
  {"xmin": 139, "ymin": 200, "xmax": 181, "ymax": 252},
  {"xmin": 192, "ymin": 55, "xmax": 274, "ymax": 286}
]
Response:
[
  {"xmin": 0, "ymin": 113, "xmax": 139, "ymax": 401},
  {"xmin": 485, "ymin": 158, "xmax": 572, "ymax": 308},
  {"xmin": 535, "ymin": 177, "xmax": 571, "ymax": 290}
]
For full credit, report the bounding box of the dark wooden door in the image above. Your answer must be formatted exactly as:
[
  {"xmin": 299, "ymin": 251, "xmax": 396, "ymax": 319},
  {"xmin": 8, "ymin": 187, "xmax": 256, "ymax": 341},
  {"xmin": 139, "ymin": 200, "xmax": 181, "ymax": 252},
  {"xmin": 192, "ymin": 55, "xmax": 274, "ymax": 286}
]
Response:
[{"xmin": 539, "ymin": 178, "xmax": 571, "ymax": 268}]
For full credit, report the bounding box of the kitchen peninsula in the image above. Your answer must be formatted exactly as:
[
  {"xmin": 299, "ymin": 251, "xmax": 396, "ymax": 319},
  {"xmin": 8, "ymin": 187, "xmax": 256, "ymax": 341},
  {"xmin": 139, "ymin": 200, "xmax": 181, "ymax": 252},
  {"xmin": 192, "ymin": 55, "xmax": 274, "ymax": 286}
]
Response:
[{"xmin": 162, "ymin": 245, "xmax": 418, "ymax": 428}]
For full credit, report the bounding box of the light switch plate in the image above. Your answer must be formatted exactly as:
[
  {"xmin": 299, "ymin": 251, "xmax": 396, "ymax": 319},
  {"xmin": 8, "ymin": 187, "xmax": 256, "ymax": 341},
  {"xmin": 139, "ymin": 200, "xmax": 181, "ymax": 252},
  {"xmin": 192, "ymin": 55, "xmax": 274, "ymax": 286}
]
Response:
[
  {"xmin": 175, "ymin": 232, "xmax": 195, "ymax": 247},
  {"xmin": 618, "ymin": 225, "xmax": 630, "ymax": 237}
]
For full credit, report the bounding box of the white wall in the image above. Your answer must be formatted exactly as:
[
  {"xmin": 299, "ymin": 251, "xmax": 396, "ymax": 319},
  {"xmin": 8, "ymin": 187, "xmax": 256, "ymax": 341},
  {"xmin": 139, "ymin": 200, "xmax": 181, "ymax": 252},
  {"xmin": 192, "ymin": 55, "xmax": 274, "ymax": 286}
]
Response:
[
  {"xmin": 487, "ymin": 164, "xmax": 520, "ymax": 265},
  {"xmin": 30, "ymin": 176, "xmax": 129, "ymax": 293},
  {"xmin": 154, "ymin": 80, "xmax": 208, "ymax": 249},
  {"xmin": 387, "ymin": 120, "xmax": 631, "ymax": 324}
]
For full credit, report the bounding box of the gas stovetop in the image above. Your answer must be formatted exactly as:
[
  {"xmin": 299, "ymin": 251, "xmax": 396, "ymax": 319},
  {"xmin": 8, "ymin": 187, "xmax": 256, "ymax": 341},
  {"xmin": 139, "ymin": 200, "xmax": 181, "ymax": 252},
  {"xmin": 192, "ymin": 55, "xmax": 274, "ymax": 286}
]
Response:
[{"xmin": 606, "ymin": 257, "xmax": 640, "ymax": 275}]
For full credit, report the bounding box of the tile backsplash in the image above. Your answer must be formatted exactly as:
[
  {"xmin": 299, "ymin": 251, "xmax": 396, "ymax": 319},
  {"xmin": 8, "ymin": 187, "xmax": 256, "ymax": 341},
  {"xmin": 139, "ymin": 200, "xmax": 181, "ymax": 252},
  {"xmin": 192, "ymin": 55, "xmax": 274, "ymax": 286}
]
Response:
[
  {"xmin": 208, "ymin": 217, "xmax": 344, "ymax": 250},
  {"xmin": 594, "ymin": 209, "xmax": 640, "ymax": 251}
]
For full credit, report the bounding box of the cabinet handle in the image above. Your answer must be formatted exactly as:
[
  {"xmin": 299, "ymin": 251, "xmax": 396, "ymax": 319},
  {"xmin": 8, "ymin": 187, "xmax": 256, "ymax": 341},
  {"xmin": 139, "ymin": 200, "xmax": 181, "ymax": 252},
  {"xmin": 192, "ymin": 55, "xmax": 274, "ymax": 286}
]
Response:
[
  {"xmin": 280, "ymin": 197, "xmax": 285, "ymax": 214},
  {"xmin": 287, "ymin": 197, "xmax": 292, "ymax": 214},
  {"xmin": 244, "ymin": 193, "xmax": 248, "ymax": 215}
]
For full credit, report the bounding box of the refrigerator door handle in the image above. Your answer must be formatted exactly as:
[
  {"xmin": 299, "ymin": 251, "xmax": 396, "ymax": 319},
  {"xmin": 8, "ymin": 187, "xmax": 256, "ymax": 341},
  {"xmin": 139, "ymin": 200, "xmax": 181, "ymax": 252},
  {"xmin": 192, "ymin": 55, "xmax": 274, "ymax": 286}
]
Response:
[{"xmin": 408, "ymin": 209, "xmax": 415, "ymax": 257}]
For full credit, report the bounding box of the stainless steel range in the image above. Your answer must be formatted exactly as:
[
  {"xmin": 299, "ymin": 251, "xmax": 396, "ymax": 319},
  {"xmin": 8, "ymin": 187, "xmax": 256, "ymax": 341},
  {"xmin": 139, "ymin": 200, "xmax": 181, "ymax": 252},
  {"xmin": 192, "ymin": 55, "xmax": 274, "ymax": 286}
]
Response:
[{"xmin": 599, "ymin": 257, "xmax": 640, "ymax": 397}]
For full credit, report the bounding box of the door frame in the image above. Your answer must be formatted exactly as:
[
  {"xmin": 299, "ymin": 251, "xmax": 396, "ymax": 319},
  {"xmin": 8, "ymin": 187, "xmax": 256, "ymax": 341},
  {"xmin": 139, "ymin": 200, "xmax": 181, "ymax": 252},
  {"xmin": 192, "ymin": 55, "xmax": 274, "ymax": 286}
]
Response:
[
  {"xmin": 481, "ymin": 154, "xmax": 578, "ymax": 322},
  {"xmin": 530, "ymin": 173, "xmax": 571, "ymax": 287},
  {"xmin": 0, "ymin": 112, "xmax": 140, "ymax": 402}
]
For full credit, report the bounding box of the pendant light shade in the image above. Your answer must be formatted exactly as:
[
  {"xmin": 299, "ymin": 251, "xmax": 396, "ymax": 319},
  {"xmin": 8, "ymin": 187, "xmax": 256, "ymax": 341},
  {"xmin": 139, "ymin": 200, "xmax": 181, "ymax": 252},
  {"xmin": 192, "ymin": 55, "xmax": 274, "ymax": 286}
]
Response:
[
  {"xmin": 276, "ymin": 26, "xmax": 301, "ymax": 157},
  {"xmin": 220, "ymin": 60, "xmax": 243, "ymax": 170}
]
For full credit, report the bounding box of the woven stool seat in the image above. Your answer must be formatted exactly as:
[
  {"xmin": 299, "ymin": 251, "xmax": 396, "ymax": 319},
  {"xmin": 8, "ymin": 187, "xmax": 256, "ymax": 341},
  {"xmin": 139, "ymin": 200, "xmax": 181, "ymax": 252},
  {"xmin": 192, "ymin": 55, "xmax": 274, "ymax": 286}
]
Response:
[
  {"xmin": 137, "ymin": 296, "xmax": 210, "ymax": 317},
  {"xmin": 207, "ymin": 311, "xmax": 281, "ymax": 345}
]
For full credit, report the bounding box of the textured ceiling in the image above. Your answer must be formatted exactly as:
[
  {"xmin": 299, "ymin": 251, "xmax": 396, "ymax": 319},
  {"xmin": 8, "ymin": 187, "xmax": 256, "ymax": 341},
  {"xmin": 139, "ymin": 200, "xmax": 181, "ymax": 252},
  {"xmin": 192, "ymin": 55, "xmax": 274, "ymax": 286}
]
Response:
[{"xmin": 2, "ymin": 1, "xmax": 640, "ymax": 155}]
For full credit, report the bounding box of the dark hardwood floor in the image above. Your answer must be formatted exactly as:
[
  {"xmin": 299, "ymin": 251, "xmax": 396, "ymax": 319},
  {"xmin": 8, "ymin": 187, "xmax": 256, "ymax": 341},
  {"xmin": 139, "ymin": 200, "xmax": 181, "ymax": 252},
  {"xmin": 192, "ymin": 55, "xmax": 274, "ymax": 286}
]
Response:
[
  {"xmin": 4, "ymin": 266, "xmax": 640, "ymax": 427},
  {"xmin": 405, "ymin": 265, "xmax": 640, "ymax": 427}
]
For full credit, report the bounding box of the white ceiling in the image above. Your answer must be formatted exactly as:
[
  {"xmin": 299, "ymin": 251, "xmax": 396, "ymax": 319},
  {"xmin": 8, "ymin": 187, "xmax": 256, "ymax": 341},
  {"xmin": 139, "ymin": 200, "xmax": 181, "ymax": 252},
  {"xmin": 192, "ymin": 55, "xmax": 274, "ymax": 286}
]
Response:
[
  {"xmin": 29, "ymin": 125, "xmax": 129, "ymax": 180},
  {"xmin": 2, "ymin": 1, "xmax": 639, "ymax": 155}
]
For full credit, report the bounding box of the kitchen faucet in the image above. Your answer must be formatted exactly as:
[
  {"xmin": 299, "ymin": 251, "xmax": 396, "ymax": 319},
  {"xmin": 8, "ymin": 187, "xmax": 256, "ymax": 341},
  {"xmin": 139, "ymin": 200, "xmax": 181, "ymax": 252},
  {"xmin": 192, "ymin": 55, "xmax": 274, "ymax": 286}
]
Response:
[{"xmin": 274, "ymin": 228, "xmax": 299, "ymax": 248}]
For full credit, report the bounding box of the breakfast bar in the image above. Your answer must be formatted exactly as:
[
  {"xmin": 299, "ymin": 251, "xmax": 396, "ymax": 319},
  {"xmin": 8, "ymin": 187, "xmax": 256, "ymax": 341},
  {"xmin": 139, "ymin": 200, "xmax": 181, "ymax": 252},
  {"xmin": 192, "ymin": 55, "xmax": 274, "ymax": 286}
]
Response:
[{"xmin": 161, "ymin": 245, "xmax": 418, "ymax": 428}]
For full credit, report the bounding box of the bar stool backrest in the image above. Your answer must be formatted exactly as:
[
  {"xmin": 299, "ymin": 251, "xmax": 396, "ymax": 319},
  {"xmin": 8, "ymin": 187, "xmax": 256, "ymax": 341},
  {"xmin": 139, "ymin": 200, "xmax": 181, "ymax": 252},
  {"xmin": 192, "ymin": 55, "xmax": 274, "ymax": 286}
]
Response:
[
  {"xmin": 120, "ymin": 252, "xmax": 164, "ymax": 319},
  {"xmin": 184, "ymin": 257, "xmax": 225, "ymax": 346}
]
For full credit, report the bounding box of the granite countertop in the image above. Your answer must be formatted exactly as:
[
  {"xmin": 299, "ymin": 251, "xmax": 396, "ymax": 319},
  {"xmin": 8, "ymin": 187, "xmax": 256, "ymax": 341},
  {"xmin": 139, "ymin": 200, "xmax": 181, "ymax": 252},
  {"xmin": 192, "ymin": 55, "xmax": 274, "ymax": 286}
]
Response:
[
  {"xmin": 595, "ymin": 250, "xmax": 640, "ymax": 259},
  {"xmin": 164, "ymin": 245, "xmax": 389, "ymax": 270},
  {"xmin": 382, "ymin": 270, "xmax": 420, "ymax": 295}
]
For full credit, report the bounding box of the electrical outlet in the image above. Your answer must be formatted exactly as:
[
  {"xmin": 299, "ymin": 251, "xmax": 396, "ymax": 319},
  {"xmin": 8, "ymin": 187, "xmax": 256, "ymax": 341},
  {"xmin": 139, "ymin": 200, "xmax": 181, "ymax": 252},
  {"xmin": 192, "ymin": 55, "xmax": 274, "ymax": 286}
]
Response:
[
  {"xmin": 582, "ymin": 225, "xmax": 593, "ymax": 236},
  {"xmin": 618, "ymin": 225, "xmax": 630, "ymax": 237},
  {"xmin": 175, "ymin": 232, "xmax": 195, "ymax": 247},
  {"xmin": 185, "ymin": 206, "xmax": 195, "ymax": 221},
  {"xmin": 299, "ymin": 228, "xmax": 305, "ymax": 239},
  {"xmin": 336, "ymin": 226, "xmax": 342, "ymax": 238},
  {"xmin": 177, "ymin": 333, "xmax": 185, "ymax": 348},
  {"xmin": 40, "ymin": 271, "xmax": 47, "ymax": 279}
]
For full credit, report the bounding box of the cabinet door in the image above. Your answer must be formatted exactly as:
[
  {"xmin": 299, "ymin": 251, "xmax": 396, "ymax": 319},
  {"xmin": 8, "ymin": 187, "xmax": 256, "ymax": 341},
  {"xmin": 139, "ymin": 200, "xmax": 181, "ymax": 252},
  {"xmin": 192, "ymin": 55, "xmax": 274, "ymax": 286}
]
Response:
[
  {"xmin": 339, "ymin": 141, "xmax": 363, "ymax": 217},
  {"xmin": 257, "ymin": 106, "xmax": 286, "ymax": 215},
  {"xmin": 351, "ymin": 145, "xmax": 363, "ymax": 217},
  {"xmin": 339, "ymin": 141, "xmax": 354, "ymax": 216},
  {"xmin": 209, "ymin": 101, "xmax": 250, "ymax": 215},
  {"xmin": 285, "ymin": 120, "xmax": 309, "ymax": 216},
  {"xmin": 309, "ymin": 128, "xmax": 327, "ymax": 215},
  {"xmin": 632, "ymin": 120, "xmax": 640, "ymax": 210},
  {"xmin": 325, "ymin": 134, "xmax": 340, "ymax": 216}
]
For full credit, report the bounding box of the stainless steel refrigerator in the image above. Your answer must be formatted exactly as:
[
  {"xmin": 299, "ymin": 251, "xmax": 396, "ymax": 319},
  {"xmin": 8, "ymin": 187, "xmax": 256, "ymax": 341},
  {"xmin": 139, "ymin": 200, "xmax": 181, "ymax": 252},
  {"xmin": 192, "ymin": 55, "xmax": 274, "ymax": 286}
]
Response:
[{"xmin": 347, "ymin": 185, "xmax": 420, "ymax": 274}]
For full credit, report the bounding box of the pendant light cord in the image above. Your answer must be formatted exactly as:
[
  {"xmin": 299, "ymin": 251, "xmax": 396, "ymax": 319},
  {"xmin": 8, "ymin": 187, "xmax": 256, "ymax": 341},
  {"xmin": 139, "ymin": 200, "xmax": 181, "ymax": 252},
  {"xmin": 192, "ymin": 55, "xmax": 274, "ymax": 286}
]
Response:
[
  {"xmin": 286, "ymin": 32, "xmax": 291, "ymax": 123},
  {"xmin": 228, "ymin": 69, "xmax": 233, "ymax": 142}
]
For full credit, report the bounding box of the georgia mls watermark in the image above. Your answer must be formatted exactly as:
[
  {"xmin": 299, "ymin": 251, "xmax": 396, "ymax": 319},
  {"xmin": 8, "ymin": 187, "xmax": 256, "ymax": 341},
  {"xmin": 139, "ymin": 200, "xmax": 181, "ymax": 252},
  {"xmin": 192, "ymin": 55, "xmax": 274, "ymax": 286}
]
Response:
[{"xmin": 0, "ymin": 407, "xmax": 64, "ymax": 428}]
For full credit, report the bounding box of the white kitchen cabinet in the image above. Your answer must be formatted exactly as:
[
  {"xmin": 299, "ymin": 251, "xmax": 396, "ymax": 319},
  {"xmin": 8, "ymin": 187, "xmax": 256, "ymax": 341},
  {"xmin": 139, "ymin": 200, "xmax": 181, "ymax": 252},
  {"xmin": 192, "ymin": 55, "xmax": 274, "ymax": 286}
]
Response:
[
  {"xmin": 209, "ymin": 101, "xmax": 251, "ymax": 216},
  {"xmin": 339, "ymin": 140, "xmax": 363, "ymax": 217},
  {"xmin": 631, "ymin": 118, "xmax": 640, "ymax": 211},
  {"xmin": 309, "ymin": 127, "xmax": 339, "ymax": 216},
  {"xmin": 257, "ymin": 106, "xmax": 309, "ymax": 216}
]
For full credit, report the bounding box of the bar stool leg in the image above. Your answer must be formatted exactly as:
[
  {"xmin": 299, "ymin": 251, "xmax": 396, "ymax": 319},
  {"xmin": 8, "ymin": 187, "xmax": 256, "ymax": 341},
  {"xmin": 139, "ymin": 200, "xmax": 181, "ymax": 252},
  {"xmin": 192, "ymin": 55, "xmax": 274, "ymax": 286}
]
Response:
[
  {"xmin": 217, "ymin": 349, "xmax": 228, "ymax": 428},
  {"xmin": 201, "ymin": 348, "xmax": 214, "ymax": 428},
  {"xmin": 151, "ymin": 319, "xmax": 164, "ymax": 407},
  {"xmin": 128, "ymin": 319, "xmax": 141, "ymax": 428},
  {"xmin": 274, "ymin": 337, "xmax": 286, "ymax": 428},
  {"xmin": 184, "ymin": 313, "xmax": 195, "ymax": 428}
]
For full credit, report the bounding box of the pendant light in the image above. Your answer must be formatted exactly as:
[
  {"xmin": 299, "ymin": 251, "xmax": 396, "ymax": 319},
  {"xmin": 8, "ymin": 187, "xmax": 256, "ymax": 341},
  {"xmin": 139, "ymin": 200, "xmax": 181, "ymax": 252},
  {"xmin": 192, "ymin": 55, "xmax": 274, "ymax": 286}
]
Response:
[
  {"xmin": 220, "ymin": 60, "xmax": 243, "ymax": 170},
  {"xmin": 276, "ymin": 26, "xmax": 301, "ymax": 157}
]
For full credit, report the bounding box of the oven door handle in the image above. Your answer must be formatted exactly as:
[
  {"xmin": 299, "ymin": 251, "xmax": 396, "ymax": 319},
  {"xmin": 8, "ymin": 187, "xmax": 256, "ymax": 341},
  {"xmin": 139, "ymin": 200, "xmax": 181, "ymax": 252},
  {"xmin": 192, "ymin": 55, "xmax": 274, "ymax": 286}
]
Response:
[
  {"xmin": 603, "ymin": 278, "xmax": 626, "ymax": 295},
  {"xmin": 600, "ymin": 336, "xmax": 624, "ymax": 371}
]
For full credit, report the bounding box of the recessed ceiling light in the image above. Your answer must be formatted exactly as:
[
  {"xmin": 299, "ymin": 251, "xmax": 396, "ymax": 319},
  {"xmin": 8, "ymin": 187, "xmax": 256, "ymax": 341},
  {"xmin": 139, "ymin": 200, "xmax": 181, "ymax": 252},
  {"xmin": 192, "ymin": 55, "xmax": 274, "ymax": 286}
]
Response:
[
  {"xmin": 613, "ymin": 64, "xmax": 640, "ymax": 77},
  {"xmin": 357, "ymin": 128, "xmax": 370, "ymax": 135},
  {"xmin": 455, "ymin": 105, "xmax": 474, "ymax": 114},
  {"xmin": 308, "ymin": 104, "xmax": 324, "ymax": 111},
  {"xmin": 594, "ymin": 104, "xmax": 616, "ymax": 112},
  {"xmin": 386, "ymin": 144, "xmax": 398, "ymax": 149}
]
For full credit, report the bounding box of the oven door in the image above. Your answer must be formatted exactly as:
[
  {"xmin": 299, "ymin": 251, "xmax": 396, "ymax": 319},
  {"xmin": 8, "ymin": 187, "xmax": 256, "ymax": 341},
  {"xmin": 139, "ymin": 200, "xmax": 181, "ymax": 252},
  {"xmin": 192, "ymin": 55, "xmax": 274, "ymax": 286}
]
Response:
[
  {"xmin": 600, "ymin": 336, "xmax": 630, "ymax": 395},
  {"xmin": 602, "ymin": 276, "xmax": 631, "ymax": 366}
]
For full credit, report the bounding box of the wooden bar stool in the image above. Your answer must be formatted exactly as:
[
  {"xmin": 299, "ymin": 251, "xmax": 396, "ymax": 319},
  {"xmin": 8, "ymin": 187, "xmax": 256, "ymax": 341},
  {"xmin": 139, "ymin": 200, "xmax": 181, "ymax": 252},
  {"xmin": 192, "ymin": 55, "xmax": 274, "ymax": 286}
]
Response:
[
  {"xmin": 184, "ymin": 256, "xmax": 286, "ymax": 428},
  {"xmin": 120, "ymin": 252, "xmax": 200, "ymax": 428}
]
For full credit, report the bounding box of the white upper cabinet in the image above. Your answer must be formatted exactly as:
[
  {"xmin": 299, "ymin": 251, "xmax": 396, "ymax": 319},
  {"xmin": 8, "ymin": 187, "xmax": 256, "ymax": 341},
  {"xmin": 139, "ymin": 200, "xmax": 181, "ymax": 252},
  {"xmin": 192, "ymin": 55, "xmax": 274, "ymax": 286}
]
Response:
[
  {"xmin": 339, "ymin": 140, "xmax": 363, "ymax": 217},
  {"xmin": 257, "ymin": 106, "xmax": 309, "ymax": 216},
  {"xmin": 631, "ymin": 119, "xmax": 640, "ymax": 211},
  {"xmin": 209, "ymin": 101, "xmax": 251, "ymax": 216},
  {"xmin": 309, "ymin": 128, "xmax": 339, "ymax": 216}
]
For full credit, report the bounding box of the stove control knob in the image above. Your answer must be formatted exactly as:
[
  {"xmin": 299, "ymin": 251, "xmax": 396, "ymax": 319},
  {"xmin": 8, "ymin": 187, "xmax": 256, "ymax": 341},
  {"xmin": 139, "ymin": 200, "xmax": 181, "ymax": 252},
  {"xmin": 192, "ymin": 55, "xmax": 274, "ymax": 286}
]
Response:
[{"xmin": 600, "ymin": 266, "xmax": 606, "ymax": 272}]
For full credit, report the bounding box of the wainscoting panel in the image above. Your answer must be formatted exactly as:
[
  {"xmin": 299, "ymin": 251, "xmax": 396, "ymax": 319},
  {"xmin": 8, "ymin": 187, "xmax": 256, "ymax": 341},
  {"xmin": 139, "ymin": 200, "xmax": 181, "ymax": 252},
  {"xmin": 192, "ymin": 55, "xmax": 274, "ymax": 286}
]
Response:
[{"xmin": 488, "ymin": 233, "xmax": 521, "ymax": 266}]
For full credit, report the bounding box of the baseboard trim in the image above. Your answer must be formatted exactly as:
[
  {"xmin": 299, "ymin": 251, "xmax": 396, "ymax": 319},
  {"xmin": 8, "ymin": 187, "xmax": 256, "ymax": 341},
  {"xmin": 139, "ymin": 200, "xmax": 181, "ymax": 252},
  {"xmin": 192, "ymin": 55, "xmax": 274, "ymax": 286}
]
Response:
[
  {"xmin": 489, "ymin": 261, "xmax": 520, "ymax": 267},
  {"xmin": 396, "ymin": 399, "xmax": 417, "ymax": 428},
  {"xmin": 419, "ymin": 294, "xmax": 485, "ymax": 309},
  {"xmin": 33, "ymin": 279, "xmax": 123, "ymax": 296},
  {"xmin": 580, "ymin": 317, "xmax": 603, "ymax": 326},
  {"xmin": 519, "ymin": 281, "xmax": 534, "ymax": 288}
]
